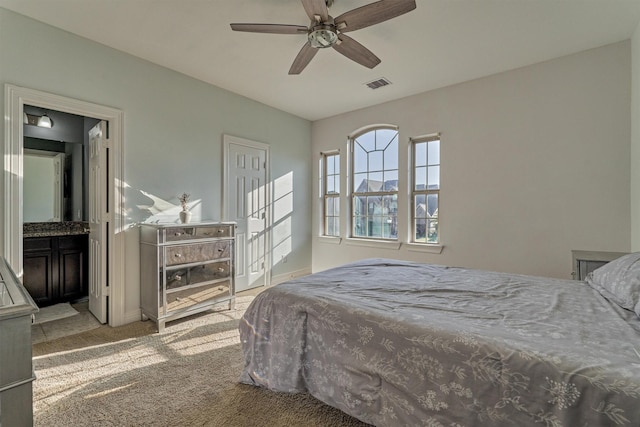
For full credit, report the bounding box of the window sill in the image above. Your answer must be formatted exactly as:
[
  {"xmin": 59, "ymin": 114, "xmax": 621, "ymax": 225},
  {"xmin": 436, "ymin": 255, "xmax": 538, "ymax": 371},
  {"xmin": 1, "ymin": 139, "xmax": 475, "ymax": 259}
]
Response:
[
  {"xmin": 405, "ymin": 243, "xmax": 444, "ymax": 254},
  {"xmin": 345, "ymin": 237, "xmax": 401, "ymax": 250},
  {"xmin": 317, "ymin": 236, "xmax": 342, "ymax": 245}
]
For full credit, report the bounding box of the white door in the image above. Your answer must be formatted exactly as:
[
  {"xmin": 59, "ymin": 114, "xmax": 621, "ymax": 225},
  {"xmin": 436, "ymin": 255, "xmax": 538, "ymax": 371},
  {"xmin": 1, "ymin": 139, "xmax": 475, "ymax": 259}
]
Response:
[
  {"xmin": 224, "ymin": 136, "xmax": 269, "ymax": 292},
  {"xmin": 88, "ymin": 121, "xmax": 110, "ymax": 323}
]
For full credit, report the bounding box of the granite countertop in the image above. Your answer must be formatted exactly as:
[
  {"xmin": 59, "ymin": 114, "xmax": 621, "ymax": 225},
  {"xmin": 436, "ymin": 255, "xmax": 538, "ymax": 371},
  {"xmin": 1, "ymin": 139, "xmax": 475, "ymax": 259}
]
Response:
[{"xmin": 23, "ymin": 221, "xmax": 90, "ymax": 238}]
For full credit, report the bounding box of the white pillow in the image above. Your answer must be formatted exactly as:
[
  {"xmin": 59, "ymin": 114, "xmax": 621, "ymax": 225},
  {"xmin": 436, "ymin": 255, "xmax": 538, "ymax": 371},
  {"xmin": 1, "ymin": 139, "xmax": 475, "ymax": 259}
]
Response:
[{"xmin": 586, "ymin": 252, "xmax": 640, "ymax": 317}]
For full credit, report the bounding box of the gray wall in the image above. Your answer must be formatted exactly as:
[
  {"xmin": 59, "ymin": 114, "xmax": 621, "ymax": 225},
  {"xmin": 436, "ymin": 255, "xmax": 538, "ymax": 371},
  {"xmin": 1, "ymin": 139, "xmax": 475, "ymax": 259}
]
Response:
[
  {"xmin": 632, "ymin": 22, "xmax": 640, "ymax": 251},
  {"xmin": 0, "ymin": 8, "xmax": 312, "ymax": 322},
  {"xmin": 312, "ymin": 42, "xmax": 631, "ymax": 279}
]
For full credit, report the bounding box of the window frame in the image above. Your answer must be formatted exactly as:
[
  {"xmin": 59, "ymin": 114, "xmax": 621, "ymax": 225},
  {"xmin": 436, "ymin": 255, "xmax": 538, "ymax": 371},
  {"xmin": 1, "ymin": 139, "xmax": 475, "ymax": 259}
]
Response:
[
  {"xmin": 349, "ymin": 125, "xmax": 399, "ymax": 241},
  {"xmin": 321, "ymin": 150, "xmax": 340, "ymax": 237},
  {"xmin": 410, "ymin": 133, "xmax": 441, "ymax": 245}
]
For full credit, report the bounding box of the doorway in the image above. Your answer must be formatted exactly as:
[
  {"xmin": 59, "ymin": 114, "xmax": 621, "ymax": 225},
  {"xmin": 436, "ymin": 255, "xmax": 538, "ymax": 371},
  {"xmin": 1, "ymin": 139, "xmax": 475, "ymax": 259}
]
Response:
[
  {"xmin": 222, "ymin": 134, "xmax": 271, "ymax": 292},
  {"xmin": 3, "ymin": 84, "xmax": 126, "ymax": 327}
]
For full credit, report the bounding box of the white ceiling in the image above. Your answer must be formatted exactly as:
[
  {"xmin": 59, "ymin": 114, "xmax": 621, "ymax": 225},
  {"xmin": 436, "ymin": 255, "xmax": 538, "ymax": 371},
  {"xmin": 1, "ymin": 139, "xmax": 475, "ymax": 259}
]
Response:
[{"xmin": 2, "ymin": 0, "xmax": 640, "ymax": 121}]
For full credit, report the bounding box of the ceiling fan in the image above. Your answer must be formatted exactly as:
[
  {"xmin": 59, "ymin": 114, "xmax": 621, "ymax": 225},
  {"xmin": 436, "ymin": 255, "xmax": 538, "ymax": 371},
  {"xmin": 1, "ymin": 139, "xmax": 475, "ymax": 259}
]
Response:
[{"xmin": 230, "ymin": 0, "xmax": 417, "ymax": 74}]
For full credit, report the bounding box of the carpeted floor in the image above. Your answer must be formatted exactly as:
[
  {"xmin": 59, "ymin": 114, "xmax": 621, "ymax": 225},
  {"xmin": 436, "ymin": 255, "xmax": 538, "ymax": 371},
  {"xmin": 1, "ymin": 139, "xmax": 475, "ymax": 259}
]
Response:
[{"xmin": 32, "ymin": 295, "xmax": 370, "ymax": 427}]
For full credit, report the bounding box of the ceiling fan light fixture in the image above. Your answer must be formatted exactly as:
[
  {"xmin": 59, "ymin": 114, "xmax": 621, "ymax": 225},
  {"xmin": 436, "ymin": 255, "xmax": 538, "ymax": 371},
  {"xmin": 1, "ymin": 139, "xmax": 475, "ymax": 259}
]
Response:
[{"xmin": 308, "ymin": 26, "xmax": 338, "ymax": 48}]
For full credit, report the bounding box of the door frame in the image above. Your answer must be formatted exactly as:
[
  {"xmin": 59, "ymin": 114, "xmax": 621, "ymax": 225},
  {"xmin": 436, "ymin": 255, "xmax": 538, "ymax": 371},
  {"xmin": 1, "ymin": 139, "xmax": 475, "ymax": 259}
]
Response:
[
  {"xmin": 222, "ymin": 134, "xmax": 272, "ymax": 289},
  {"xmin": 3, "ymin": 84, "xmax": 126, "ymax": 326}
]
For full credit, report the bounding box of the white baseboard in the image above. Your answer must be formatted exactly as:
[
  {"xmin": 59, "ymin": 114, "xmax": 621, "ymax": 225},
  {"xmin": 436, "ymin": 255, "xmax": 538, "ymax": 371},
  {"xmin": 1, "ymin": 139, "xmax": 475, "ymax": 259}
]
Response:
[
  {"xmin": 270, "ymin": 267, "xmax": 312, "ymax": 286},
  {"xmin": 119, "ymin": 309, "xmax": 143, "ymax": 326}
]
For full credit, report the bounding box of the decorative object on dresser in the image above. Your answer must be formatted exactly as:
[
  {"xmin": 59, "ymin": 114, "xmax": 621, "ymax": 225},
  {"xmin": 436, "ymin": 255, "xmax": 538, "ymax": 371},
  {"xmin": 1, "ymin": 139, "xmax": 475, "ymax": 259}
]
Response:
[
  {"xmin": 139, "ymin": 222, "xmax": 236, "ymax": 332},
  {"xmin": 571, "ymin": 249, "xmax": 628, "ymax": 280},
  {"xmin": 178, "ymin": 192, "xmax": 192, "ymax": 224},
  {"xmin": 0, "ymin": 257, "xmax": 38, "ymax": 426}
]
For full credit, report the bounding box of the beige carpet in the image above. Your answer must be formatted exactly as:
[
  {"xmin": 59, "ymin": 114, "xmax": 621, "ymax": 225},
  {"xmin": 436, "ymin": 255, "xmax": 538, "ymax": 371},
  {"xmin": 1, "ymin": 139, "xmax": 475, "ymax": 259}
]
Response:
[{"xmin": 32, "ymin": 295, "xmax": 370, "ymax": 427}]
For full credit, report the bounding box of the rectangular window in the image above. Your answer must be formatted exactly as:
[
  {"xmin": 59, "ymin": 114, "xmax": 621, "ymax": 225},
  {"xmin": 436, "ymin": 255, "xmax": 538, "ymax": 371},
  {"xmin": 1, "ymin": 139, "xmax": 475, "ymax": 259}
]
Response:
[
  {"xmin": 351, "ymin": 128, "xmax": 399, "ymax": 240},
  {"xmin": 411, "ymin": 135, "xmax": 440, "ymax": 244},
  {"xmin": 322, "ymin": 152, "xmax": 340, "ymax": 236}
]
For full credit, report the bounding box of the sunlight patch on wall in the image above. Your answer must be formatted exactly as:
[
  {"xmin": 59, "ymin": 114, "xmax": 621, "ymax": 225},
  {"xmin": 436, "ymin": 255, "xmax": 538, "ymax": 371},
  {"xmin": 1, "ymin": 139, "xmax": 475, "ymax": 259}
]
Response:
[
  {"xmin": 272, "ymin": 172, "xmax": 293, "ymax": 265},
  {"xmin": 120, "ymin": 180, "xmax": 202, "ymax": 224}
]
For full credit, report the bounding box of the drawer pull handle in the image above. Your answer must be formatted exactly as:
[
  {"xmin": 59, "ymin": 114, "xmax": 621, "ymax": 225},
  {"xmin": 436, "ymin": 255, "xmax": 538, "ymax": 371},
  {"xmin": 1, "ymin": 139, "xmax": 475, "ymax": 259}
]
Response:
[
  {"xmin": 217, "ymin": 229, "xmax": 224, "ymax": 233},
  {"xmin": 218, "ymin": 248, "xmax": 224, "ymax": 252},
  {"xmin": 174, "ymin": 275, "xmax": 182, "ymax": 281},
  {"xmin": 217, "ymin": 268, "xmax": 225, "ymax": 273},
  {"xmin": 174, "ymin": 253, "xmax": 182, "ymax": 258},
  {"xmin": 174, "ymin": 232, "xmax": 182, "ymax": 237}
]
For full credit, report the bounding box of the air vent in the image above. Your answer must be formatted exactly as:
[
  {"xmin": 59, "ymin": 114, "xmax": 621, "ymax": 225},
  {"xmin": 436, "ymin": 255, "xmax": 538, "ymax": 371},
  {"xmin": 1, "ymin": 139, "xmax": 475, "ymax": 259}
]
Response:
[{"xmin": 365, "ymin": 77, "xmax": 392, "ymax": 90}]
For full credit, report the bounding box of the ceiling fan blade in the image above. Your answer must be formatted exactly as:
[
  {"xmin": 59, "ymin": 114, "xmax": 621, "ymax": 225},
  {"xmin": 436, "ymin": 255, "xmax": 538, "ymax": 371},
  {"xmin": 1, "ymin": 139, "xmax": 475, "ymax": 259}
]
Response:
[
  {"xmin": 335, "ymin": 0, "xmax": 416, "ymax": 33},
  {"xmin": 289, "ymin": 42, "xmax": 319, "ymax": 75},
  {"xmin": 301, "ymin": 0, "xmax": 329, "ymax": 23},
  {"xmin": 332, "ymin": 34, "xmax": 381, "ymax": 69},
  {"xmin": 230, "ymin": 23, "xmax": 308, "ymax": 34}
]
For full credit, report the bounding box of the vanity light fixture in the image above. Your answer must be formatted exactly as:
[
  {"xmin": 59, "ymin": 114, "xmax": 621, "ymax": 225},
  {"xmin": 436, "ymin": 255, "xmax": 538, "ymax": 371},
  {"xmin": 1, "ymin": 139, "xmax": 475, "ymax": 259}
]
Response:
[
  {"xmin": 38, "ymin": 113, "xmax": 53, "ymax": 128},
  {"xmin": 23, "ymin": 112, "xmax": 54, "ymax": 128}
]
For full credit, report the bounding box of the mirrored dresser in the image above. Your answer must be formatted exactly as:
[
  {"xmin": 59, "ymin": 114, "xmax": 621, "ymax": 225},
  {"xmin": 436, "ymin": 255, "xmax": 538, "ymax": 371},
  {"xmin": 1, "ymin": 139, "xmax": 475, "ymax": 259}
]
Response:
[
  {"xmin": 139, "ymin": 222, "xmax": 236, "ymax": 332},
  {"xmin": 0, "ymin": 257, "xmax": 38, "ymax": 426}
]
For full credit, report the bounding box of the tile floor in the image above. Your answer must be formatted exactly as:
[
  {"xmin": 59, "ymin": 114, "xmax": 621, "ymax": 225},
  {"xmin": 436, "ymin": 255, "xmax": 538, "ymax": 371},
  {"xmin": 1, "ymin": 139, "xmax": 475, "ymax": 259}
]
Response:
[{"xmin": 31, "ymin": 301, "xmax": 102, "ymax": 344}]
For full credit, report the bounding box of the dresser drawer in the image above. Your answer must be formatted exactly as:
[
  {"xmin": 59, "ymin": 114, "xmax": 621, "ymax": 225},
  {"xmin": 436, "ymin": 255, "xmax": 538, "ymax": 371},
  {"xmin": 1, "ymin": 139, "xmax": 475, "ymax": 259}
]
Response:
[
  {"xmin": 165, "ymin": 261, "xmax": 231, "ymax": 291},
  {"xmin": 164, "ymin": 225, "xmax": 233, "ymax": 242},
  {"xmin": 164, "ymin": 281, "xmax": 231, "ymax": 312},
  {"xmin": 195, "ymin": 225, "xmax": 233, "ymax": 238},
  {"xmin": 164, "ymin": 227, "xmax": 196, "ymax": 241},
  {"xmin": 165, "ymin": 241, "xmax": 231, "ymax": 266}
]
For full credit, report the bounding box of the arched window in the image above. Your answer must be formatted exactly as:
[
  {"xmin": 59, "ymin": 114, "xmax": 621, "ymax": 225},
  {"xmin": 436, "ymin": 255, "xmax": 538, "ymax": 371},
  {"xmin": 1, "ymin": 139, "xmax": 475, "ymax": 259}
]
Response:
[{"xmin": 351, "ymin": 126, "xmax": 399, "ymax": 239}]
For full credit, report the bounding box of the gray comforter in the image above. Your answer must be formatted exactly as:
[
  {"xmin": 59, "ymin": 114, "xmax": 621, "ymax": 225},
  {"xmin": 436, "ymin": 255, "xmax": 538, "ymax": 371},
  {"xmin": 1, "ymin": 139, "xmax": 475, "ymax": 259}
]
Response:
[{"xmin": 239, "ymin": 259, "xmax": 640, "ymax": 426}]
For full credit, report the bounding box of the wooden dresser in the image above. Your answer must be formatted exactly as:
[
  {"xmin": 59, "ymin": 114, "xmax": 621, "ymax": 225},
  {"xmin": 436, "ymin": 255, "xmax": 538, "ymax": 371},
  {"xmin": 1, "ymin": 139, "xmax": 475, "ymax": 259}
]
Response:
[
  {"xmin": 139, "ymin": 222, "xmax": 236, "ymax": 332},
  {"xmin": 0, "ymin": 257, "xmax": 38, "ymax": 426}
]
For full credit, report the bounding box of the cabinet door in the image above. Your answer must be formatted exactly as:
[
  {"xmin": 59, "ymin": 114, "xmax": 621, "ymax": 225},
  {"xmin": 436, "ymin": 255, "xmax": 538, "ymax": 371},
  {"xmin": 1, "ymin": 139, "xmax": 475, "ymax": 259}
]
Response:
[
  {"xmin": 59, "ymin": 236, "xmax": 88, "ymax": 300},
  {"xmin": 23, "ymin": 238, "xmax": 55, "ymax": 306}
]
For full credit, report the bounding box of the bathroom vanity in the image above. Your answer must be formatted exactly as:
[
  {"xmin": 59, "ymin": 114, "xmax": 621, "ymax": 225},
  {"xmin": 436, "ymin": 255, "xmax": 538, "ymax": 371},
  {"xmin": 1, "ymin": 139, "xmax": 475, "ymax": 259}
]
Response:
[{"xmin": 23, "ymin": 222, "xmax": 89, "ymax": 306}]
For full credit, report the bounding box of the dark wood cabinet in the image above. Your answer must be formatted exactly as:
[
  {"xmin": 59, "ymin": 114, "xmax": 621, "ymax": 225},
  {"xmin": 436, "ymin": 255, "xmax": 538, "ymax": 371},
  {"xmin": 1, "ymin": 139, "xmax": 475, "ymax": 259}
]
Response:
[{"xmin": 23, "ymin": 235, "xmax": 88, "ymax": 306}]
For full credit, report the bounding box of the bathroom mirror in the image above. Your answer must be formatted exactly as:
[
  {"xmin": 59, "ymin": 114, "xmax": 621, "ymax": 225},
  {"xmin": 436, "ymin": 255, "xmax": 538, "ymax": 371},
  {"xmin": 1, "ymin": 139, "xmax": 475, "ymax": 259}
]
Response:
[{"xmin": 23, "ymin": 138, "xmax": 84, "ymax": 222}]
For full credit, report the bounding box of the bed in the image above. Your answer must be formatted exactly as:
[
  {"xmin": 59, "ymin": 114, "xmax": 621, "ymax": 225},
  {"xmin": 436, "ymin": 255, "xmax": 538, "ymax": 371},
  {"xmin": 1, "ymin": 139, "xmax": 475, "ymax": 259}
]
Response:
[{"xmin": 239, "ymin": 257, "xmax": 640, "ymax": 426}]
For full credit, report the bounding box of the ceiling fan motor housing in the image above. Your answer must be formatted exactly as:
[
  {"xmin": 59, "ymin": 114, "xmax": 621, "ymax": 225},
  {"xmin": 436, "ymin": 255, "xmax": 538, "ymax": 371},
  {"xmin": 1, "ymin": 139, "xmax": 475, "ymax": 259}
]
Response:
[{"xmin": 308, "ymin": 22, "xmax": 339, "ymax": 48}]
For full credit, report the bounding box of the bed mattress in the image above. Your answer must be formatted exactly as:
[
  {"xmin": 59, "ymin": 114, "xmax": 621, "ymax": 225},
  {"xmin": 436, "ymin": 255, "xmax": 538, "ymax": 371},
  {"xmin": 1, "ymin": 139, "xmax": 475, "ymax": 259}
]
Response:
[{"xmin": 239, "ymin": 258, "xmax": 640, "ymax": 426}]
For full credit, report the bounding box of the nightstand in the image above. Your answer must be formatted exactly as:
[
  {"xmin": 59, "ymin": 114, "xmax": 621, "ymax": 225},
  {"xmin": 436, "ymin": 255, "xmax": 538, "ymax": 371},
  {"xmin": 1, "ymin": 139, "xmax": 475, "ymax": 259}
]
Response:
[{"xmin": 571, "ymin": 250, "xmax": 627, "ymax": 281}]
